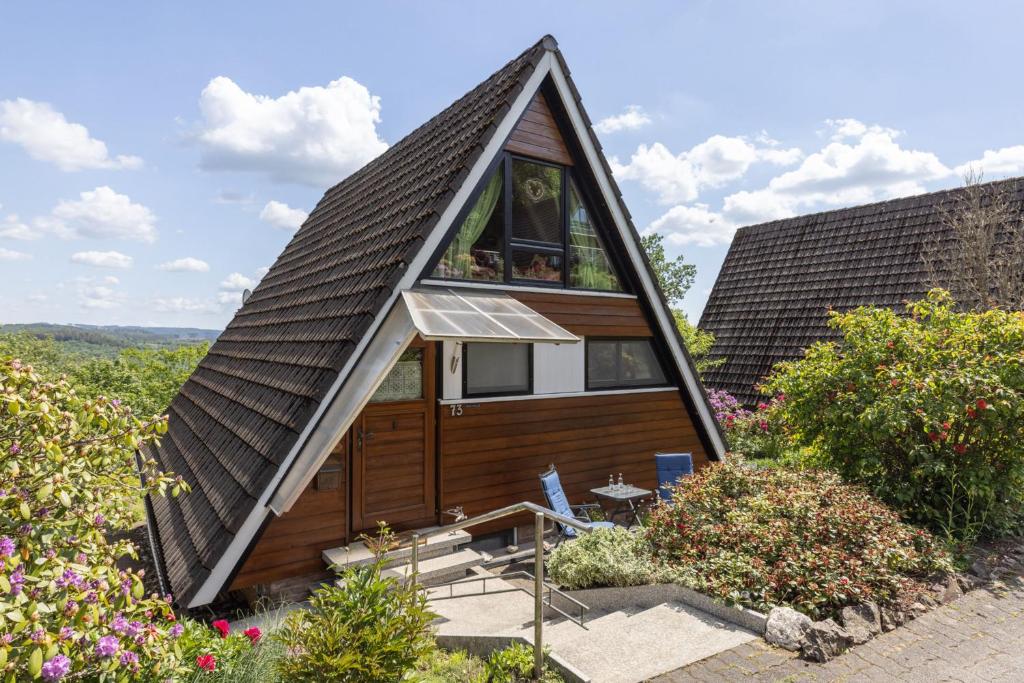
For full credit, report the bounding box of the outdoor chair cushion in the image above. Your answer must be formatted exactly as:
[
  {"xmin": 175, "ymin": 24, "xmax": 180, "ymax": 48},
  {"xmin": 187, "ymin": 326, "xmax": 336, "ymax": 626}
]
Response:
[
  {"xmin": 539, "ymin": 468, "xmax": 612, "ymax": 537},
  {"xmin": 655, "ymin": 452, "xmax": 693, "ymax": 502}
]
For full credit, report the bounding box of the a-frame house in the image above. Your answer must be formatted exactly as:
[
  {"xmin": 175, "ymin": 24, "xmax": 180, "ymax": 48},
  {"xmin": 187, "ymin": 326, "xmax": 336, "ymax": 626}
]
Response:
[{"xmin": 146, "ymin": 35, "xmax": 726, "ymax": 609}]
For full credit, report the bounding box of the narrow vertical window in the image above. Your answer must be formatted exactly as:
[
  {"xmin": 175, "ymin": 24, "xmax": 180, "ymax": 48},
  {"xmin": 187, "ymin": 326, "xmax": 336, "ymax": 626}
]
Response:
[
  {"xmin": 568, "ymin": 181, "xmax": 622, "ymax": 291},
  {"xmin": 432, "ymin": 166, "xmax": 505, "ymax": 281}
]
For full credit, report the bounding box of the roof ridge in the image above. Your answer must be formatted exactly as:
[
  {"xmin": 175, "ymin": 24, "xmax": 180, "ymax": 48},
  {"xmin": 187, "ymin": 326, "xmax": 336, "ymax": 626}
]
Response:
[{"xmin": 736, "ymin": 174, "xmax": 1024, "ymax": 237}]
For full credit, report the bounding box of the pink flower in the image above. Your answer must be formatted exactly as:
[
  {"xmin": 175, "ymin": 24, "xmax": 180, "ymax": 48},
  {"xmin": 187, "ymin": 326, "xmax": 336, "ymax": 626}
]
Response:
[
  {"xmin": 196, "ymin": 654, "xmax": 216, "ymax": 672},
  {"xmin": 244, "ymin": 626, "xmax": 262, "ymax": 643},
  {"xmin": 211, "ymin": 619, "xmax": 230, "ymax": 639},
  {"xmin": 976, "ymin": 399, "xmax": 988, "ymax": 410}
]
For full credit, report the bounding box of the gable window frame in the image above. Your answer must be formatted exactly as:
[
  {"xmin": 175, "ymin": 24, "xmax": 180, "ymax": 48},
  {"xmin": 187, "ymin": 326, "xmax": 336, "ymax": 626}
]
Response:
[
  {"xmin": 429, "ymin": 150, "xmax": 627, "ymax": 294},
  {"xmin": 584, "ymin": 337, "xmax": 669, "ymax": 391},
  {"xmin": 462, "ymin": 341, "xmax": 535, "ymax": 398}
]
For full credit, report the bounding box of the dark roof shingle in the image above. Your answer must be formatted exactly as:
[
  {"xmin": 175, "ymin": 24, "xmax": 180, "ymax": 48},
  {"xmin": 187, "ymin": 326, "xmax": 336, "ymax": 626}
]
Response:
[{"xmin": 698, "ymin": 176, "xmax": 1024, "ymax": 405}]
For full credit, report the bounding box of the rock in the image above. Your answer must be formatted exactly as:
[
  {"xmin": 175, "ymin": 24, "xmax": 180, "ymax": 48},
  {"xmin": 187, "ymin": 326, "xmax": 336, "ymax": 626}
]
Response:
[
  {"xmin": 970, "ymin": 557, "xmax": 995, "ymax": 580},
  {"xmin": 956, "ymin": 572, "xmax": 984, "ymax": 593},
  {"xmin": 765, "ymin": 606, "xmax": 813, "ymax": 651},
  {"xmin": 801, "ymin": 618, "xmax": 854, "ymax": 663},
  {"xmin": 840, "ymin": 602, "xmax": 881, "ymax": 644},
  {"xmin": 908, "ymin": 601, "xmax": 929, "ymax": 619},
  {"xmin": 879, "ymin": 607, "xmax": 905, "ymax": 632},
  {"xmin": 931, "ymin": 574, "xmax": 963, "ymax": 604}
]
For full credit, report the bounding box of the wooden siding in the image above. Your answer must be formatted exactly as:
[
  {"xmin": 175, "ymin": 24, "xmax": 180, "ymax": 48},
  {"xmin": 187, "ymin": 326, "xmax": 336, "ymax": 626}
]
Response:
[
  {"xmin": 509, "ymin": 291, "xmax": 651, "ymax": 337},
  {"xmin": 230, "ymin": 440, "xmax": 347, "ymax": 590},
  {"xmin": 505, "ymin": 91, "xmax": 573, "ymax": 166},
  {"xmin": 439, "ymin": 390, "xmax": 708, "ymax": 526}
]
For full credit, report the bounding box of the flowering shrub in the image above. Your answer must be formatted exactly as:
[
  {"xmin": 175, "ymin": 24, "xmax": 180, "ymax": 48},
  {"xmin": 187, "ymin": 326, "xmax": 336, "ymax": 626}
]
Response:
[
  {"xmin": 273, "ymin": 525, "xmax": 435, "ymax": 682},
  {"xmin": 763, "ymin": 290, "xmax": 1024, "ymax": 542},
  {"xmin": 646, "ymin": 462, "xmax": 950, "ymax": 619},
  {"xmin": 707, "ymin": 389, "xmax": 790, "ymax": 460},
  {"xmin": 178, "ymin": 617, "xmax": 282, "ymax": 682},
  {"xmin": 0, "ymin": 358, "xmax": 188, "ymax": 679},
  {"xmin": 547, "ymin": 527, "xmax": 655, "ymax": 590}
]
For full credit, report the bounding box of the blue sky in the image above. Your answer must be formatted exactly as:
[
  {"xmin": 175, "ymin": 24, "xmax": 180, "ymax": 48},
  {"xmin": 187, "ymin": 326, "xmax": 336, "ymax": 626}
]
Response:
[{"xmin": 2, "ymin": 1, "xmax": 1022, "ymax": 329}]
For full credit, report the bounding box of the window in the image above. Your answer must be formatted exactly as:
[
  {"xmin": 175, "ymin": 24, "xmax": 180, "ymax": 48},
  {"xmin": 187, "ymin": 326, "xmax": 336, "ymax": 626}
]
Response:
[
  {"xmin": 432, "ymin": 153, "xmax": 624, "ymax": 292},
  {"xmin": 463, "ymin": 342, "xmax": 532, "ymax": 396},
  {"xmin": 568, "ymin": 181, "xmax": 620, "ymax": 291},
  {"xmin": 432, "ymin": 166, "xmax": 505, "ymax": 281},
  {"xmin": 370, "ymin": 348, "xmax": 423, "ymax": 402},
  {"xmin": 586, "ymin": 339, "xmax": 666, "ymax": 390}
]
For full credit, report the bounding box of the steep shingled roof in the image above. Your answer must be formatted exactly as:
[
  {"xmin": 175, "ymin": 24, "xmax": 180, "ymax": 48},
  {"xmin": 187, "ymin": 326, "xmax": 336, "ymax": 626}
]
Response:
[
  {"xmin": 698, "ymin": 176, "xmax": 1024, "ymax": 406},
  {"xmin": 146, "ymin": 38, "xmax": 551, "ymax": 607}
]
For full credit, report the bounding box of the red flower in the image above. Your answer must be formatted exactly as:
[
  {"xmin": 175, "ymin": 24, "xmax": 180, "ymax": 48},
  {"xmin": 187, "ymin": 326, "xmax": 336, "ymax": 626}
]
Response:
[
  {"xmin": 196, "ymin": 654, "xmax": 216, "ymax": 672},
  {"xmin": 757, "ymin": 402, "xmax": 769, "ymax": 411},
  {"xmin": 953, "ymin": 444, "xmax": 967, "ymax": 455},
  {"xmin": 966, "ymin": 407, "xmax": 977, "ymax": 418},
  {"xmin": 927, "ymin": 432, "xmax": 940, "ymax": 443},
  {"xmin": 976, "ymin": 399, "xmax": 988, "ymax": 410},
  {"xmin": 211, "ymin": 620, "xmax": 230, "ymax": 639},
  {"xmin": 243, "ymin": 626, "xmax": 262, "ymax": 643},
  {"xmin": 166, "ymin": 613, "xmax": 176, "ymax": 622},
  {"xmin": 942, "ymin": 422, "xmax": 951, "ymax": 430}
]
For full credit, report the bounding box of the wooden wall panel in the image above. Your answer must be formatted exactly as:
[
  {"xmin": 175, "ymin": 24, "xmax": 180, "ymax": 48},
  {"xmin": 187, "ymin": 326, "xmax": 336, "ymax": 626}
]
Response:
[
  {"xmin": 509, "ymin": 291, "xmax": 651, "ymax": 337},
  {"xmin": 439, "ymin": 390, "xmax": 707, "ymax": 523},
  {"xmin": 230, "ymin": 440, "xmax": 347, "ymax": 590},
  {"xmin": 505, "ymin": 92, "xmax": 573, "ymax": 166}
]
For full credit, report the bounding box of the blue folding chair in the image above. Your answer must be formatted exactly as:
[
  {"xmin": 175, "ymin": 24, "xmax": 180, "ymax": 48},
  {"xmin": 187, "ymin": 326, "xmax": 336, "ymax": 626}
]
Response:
[
  {"xmin": 539, "ymin": 465, "xmax": 615, "ymax": 544},
  {"xmin": 655, "ymin": 453, "xmax": 694, "ymax": 502}
]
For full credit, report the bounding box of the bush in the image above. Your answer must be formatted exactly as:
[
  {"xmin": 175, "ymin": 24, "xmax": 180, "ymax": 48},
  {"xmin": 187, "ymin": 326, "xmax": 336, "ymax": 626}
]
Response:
[
  {"xmin": 547, "ymin": 527, "xmax": 654, "ymax": 590},
  {"xmin": 763, "ymin": 290, "xmax": 1024, "ymax": 542},
  {"xmin": 0, "ymin": 358, "xmax": 188, "ymax": 680},
  {"xmin": 411, "ymin": 643, "xmax": 564, "ymax": 683},
  {"xmin": 709, "ymin": 390, "xmax": 791, "ymax": 460},
  {"xmin": 273, "ymin": 526, "xmax": 435, "ymax": 682},
  {"xmin": 646, "ymin": 462, "xmax": 950, "ymax": 620},
  {"xmin": 179, "ymin": 618, "xmax": 283, "ymax": 682}
]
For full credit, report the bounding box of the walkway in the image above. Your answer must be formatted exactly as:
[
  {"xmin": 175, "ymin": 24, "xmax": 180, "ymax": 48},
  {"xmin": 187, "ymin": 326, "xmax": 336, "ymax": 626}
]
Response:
[{"xmin": 653, "ymin": 572, "xmax": 1024, "ymax": 682}]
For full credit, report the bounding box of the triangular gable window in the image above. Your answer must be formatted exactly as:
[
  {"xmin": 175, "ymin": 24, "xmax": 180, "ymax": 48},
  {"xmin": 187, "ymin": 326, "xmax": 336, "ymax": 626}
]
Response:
[{"xmin": 431, "ymin": 157, "xmax": 623, "ymax": 292}]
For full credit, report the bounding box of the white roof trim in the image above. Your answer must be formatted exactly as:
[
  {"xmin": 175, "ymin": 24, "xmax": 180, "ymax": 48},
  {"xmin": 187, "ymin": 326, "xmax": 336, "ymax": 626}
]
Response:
[
  {"xmin": 546, "ymin": 59, "xmax": 727, "ymax": 459},
  {"xmin": 186, "ymin": 51, "xmax": 556, "ymax": 608}
]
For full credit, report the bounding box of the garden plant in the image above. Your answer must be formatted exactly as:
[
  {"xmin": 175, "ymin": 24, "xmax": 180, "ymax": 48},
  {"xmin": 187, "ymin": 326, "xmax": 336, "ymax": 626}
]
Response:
[{"xmin": 763, "ymin": 290, "xmax": 1024, "ymax": 543}]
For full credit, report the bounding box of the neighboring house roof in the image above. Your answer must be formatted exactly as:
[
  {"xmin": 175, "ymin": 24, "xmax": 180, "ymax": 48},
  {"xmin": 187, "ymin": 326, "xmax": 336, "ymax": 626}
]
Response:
[
  {"xmin": 148, "ymin": 35, "xmax": 726, "ymax": 609},
  {"xmin": 698, "ymin": 176, "xmax": 1024, "ymax": 406}
]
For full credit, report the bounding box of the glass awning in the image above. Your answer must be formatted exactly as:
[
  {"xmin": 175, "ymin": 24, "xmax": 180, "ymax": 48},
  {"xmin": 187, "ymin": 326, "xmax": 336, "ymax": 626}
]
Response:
[{"xmin": 401, "ymin": 288, "xmax": 580, "ymax": 344}]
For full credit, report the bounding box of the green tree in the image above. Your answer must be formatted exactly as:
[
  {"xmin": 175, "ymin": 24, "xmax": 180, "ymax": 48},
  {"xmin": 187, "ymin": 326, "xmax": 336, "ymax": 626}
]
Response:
[
  {"xmin": 641, "ymin": 233, "xmax": 723, "ymax": 376},
  {"xmin": 0, "ymin": 357, "xmax": 189, "ymax": 680},
  {"xmin": 641, "ymin": 233, "xmax": 695, "ymax": 305}
]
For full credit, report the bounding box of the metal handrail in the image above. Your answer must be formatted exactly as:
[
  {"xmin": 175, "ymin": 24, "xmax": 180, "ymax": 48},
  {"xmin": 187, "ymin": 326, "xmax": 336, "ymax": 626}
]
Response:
[
  {"xmin": 428, "ymin": 570, "xmax": 590, "ymax": 627},
  {"xmin": 409, "ymin": 501, "xmax": 594, "ymax": 678}
]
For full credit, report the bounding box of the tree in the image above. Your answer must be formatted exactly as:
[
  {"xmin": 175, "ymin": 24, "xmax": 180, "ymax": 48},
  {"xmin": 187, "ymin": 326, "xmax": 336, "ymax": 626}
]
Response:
[
  {"xmin": 0, "ymin": 357, "xmax": 189, "ymax": 680},
  {"xmin": 923, "ymin": 171, "xmax": 1024, "ymax": 311},
  {"xmin": 640, "ymin": 233, "xmax": 695, "ymax": 305},
  {"xmin": 642, "ymin": 233, "xmax": 723, "ymax": 376}
]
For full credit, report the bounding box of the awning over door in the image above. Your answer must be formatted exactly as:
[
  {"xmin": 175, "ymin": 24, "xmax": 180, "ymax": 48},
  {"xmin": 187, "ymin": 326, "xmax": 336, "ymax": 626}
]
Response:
[{"xmin": 401, "ymin": 287, "xmax": 579, "ymax": 343}]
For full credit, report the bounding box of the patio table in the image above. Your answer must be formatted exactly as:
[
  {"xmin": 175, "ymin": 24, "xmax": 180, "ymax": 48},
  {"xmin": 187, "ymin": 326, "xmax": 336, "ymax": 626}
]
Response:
[{"xmin": 589, "ymin": 484, "xmax": 652, "ymax": 528}]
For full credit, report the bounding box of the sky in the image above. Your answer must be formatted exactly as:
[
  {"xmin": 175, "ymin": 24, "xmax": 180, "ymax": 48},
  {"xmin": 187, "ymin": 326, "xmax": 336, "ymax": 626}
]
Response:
[{"xmin": 2, "ymin": 1, "xmax": 1022, "ymax": 329}]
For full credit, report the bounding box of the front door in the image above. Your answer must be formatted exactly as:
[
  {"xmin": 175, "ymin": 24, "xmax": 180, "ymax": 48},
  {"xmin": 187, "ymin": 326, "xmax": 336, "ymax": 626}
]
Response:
[{"xmin": 351, "ymin": 340, "xmax": 436, "ymax": 533}]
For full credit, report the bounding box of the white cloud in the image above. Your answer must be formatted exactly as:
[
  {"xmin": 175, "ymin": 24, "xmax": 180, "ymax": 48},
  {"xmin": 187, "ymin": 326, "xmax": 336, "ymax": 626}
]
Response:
[
  {"xmin": 259, "ymin": 200, "xmax": 308, "ymax": 231},
  {"xmin": 194, "ymin": 75, "xmax": 388, "ymax": 186},
  {"xmin": 0, "ymin": 98, "xmax": 142, "ymax": 171},
  {"xmin": 73, "ymin": 277, "xmax": 124, "ymax": 310},
  {"xmin": 220, "ymin": 272, "xmax": 256, "ymax": 291},
  {"xmin": 0, "ymin": 247, "xmax": 31, "ymax": 261},
  {"xmin": 158, "ymin": 256, "xmax": 210, "ymax": 272},
  {"xmin": 722, "ymin": 118, "xmax": 952, "ymax": 225},
  {"xmin": 216, "ymin": 291, "xmax": 242, "ymax": 306},
  {"xmin": 49, "ymin": 187, "xmax": 157, "ymax": 242},
  {"xmin": 611, "ymin": 134, "xmax": 801, "ymax": 204},
  {"xmin": 954, "ymin": 145, "xmax": 1024, "ymax": 176},
  {"xmin": 594, "ymin": 105, "xmax": 652, "ymax": 134},
  {"xmin": 212, "ymin": 190, "xmax": 256, "ymax": 205},
  {"xmin": 153, "ymin": 297, "xmax": 220, "ymax": 314},
  {"xmin": 0, "ymin": 212, "xmax": 36, "ymax": 240},
  {"xmin": 646, "ymin": 204, "xmax": 736, "ymax": 247},
  {"xmin": 70, "ymin": 250, "xmax": 133, "ymax": 269}
]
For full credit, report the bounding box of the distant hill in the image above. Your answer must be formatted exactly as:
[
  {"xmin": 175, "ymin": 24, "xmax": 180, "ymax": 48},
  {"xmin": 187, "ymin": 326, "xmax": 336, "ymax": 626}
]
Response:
[{"xmin": 0, "ymin": 323, "xmax": 219, "ymax": 358}]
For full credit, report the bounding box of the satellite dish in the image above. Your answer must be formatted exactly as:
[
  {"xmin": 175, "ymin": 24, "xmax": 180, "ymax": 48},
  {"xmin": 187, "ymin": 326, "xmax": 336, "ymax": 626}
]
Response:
[{"xmin": 241, "ymin": 289, "xmax": 252, "ymax": 305}]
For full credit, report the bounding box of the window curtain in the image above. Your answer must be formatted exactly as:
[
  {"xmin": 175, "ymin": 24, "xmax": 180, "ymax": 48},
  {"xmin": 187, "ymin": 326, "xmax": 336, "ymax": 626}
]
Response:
[{"xmin": 442, "ymin": 168, "xmax": 503, "ymax": 279}]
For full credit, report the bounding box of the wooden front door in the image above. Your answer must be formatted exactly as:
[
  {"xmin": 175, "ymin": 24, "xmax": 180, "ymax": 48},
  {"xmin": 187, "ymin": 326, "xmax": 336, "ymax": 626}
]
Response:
[{"xmin": 350, "ymin": 340, "xmax": 436, "ymax": 533}]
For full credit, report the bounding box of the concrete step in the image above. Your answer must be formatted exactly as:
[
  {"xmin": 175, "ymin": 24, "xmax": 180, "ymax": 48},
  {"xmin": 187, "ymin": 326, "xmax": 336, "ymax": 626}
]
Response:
[
  {"xmin": 322, "ymin": 528, "xmax": 471, "ymax": 570},
  {"xmin": 381, "ymin": 548, "xmax": 486, "ymax": 586}
]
